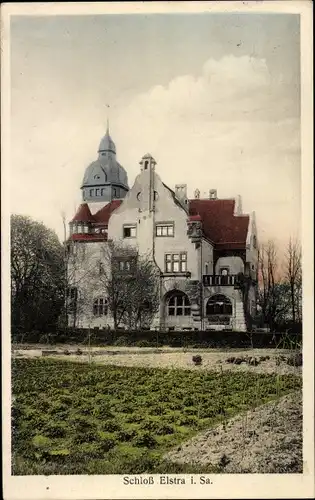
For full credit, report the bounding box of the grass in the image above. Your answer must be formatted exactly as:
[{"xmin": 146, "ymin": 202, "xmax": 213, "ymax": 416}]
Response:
[{"xmin": 12, "ymin": 358, "xmax": 301, "ymax": 475}]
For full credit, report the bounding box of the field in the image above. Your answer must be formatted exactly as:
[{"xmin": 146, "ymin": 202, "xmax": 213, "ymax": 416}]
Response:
[{"xmin": 12, "ymin": 357, "xmax": 301, "ymax": 475}]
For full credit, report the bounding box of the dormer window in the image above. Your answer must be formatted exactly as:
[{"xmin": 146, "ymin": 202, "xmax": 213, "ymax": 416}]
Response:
[{"xmin": 144, "ymin": 161, "xmax": 149, "ymax": 170}]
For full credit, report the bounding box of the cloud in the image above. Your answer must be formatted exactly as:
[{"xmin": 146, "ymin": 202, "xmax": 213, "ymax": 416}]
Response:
[{"xmin": 10, "ymin": 54, "xmax": 300, "ymax": 247}]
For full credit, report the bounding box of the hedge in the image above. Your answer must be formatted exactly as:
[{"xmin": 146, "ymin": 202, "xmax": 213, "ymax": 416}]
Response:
[{"xmin": 12, "ymin": 328, "xmax": 302, "ymax": 349}]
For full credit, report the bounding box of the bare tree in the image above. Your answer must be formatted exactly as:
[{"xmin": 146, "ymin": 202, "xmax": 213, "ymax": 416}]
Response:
[
  {"xmin": 284, "ymin": 238, "xmax": 302, "ymax": 324},
  {"xmin": 97, "ymin": 242, "xmax": 160, "ymax": 330},
  {"xmin": 65, "ymin": 241, "xmax": 97, "ymax": 328},
  {"xmin": 257, "ymin": 240, "xmax": 291, "ymax": 331}
]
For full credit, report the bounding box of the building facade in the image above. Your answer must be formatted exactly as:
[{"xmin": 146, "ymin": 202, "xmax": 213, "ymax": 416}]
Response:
[{"xmin": 67, "ymin": 126, "xmax": 258, "ymax": 331}]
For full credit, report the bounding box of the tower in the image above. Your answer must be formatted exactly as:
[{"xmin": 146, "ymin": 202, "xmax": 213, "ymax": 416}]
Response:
[{"xmin": 80, "ymin": 122, "xmax": 129, "ymax": 212}]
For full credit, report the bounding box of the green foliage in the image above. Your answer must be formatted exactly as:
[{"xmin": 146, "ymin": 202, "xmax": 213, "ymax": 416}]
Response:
[
  {"xmin": 11, "ymin": 214, "xmax": 65, "ymax": 335},
  {"xmin": 12, "ymin": 358, "xmax": 302, "ymax": 475}
]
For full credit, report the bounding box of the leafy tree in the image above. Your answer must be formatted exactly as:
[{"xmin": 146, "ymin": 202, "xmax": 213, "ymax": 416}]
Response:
[{"xmin": 11, "ymin": 214, "xmax": 65, "ymax": 335}]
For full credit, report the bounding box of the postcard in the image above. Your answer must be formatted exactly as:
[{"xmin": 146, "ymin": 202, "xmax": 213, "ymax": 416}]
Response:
[{"xmin": 1, "ymin": 1, "xmax": 314, "ymax": 499}]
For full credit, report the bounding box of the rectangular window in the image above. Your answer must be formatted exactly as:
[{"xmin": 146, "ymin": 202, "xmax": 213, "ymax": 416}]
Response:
[
  {"xmin": 123, "ymin": 225, "xmax": 137, "ymax": 238},
  {"xmin": 117, "ymin": 260, "xmax": 133, "ymax": 272},
  {"xmin": 90, "ymin": 189, "xmax": 94, "ymax": 197},
  {"xmin": 164, "ymin": 253, "xmax": 187, "ymax": 273},
  {"xmin": 156, "ymin": 223, "xmax": 174, "ymax": 237},
  {"xmin": 95, "ymin": 188, "xmax": 100, "ymax": 196}
]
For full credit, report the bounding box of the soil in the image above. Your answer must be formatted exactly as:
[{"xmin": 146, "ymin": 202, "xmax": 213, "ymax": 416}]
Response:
[
  {"xmin": 164, "ymin": 391, "xmax": 303, "ymax": 473},
  {"xmin": 12, "ymin": 345, "xmax": 301, "ymax": 376}
]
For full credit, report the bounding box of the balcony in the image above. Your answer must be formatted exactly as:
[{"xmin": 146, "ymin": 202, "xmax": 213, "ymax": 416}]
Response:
[{"xmin": 203, "ymin": 274, "xmax": 237, "ymax": 287}]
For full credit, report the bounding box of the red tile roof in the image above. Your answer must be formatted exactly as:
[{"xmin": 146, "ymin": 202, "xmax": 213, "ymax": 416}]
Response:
[
  {"xmin": 189, "ymin": 199, "xmax": 249, "ymax": 248},
  {"xmin": 93, "ymin": 200, "xmax": 122, "ymax": 223},
  {"xmin": 71, "ymin": 203, "xmax": 95, "ymax": 223},
  {"xmin": 70, "ymin": 199, "xmax": 248, "ymax": 249}
]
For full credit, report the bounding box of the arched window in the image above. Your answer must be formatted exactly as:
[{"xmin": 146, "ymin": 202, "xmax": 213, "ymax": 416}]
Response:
[
  {"xmin": 166, "ymin": 291, "xmax": 191, "ymax": 316},
  {"xmin": 93, "ymin": 298, "xmax": 108, "ymax": 316},
  {"xmin": 206, "ymin": 294, "xmax": 232, "ymax": 316}
]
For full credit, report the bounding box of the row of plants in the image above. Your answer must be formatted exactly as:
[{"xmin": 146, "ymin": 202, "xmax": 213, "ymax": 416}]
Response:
[{"xmin": 12, "ymin": 358, "xmax": 302, "ymax": 475}]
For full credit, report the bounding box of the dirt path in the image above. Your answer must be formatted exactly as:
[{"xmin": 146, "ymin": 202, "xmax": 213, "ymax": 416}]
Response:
[
  {"xmin": 164, "ymin": 391, "xmax": 302, "ymax": 473},
  {"xmin": 12, "ymin": 346, "xmax": 301, "ymax": 376}
]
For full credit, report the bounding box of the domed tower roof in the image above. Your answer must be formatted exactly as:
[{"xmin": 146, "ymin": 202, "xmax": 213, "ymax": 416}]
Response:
[
  {"xmin": 81, "ymin": 122, "xmax": 129, "ymax": 204},
  {"xmin": 98, "ymin": 122, "xmax": 116, "ymax": 154}
]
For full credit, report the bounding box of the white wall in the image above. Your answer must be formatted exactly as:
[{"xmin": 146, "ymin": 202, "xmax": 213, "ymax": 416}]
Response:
[
  {"xmin": 201, "ymin": 239, "xmax": 214, "ymax": 275},
  {"xmin": 108, "ymin": 165, "xmax": 200, "ymax": 279},
  {"xmin": 215, "ymin": 256, "xmax": 244, "ymax": 275}
]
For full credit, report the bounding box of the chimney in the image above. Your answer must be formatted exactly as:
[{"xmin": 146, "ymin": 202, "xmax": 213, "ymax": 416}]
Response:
[
  {"xmin": 209, "ymin": 189, "xmax": 217, "ymax": 200},
  {"xmin": 234, "ymin": 195, "xmax": 242, "ymax": 215},
  {"xmin": 175, "ymin": 184, "xmax": 188, "ymax": 208}
]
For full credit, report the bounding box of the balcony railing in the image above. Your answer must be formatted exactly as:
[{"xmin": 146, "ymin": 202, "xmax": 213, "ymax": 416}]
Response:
[{"xmin": 203, "ymin": 274, "xmax": 237, "ymax": 287}]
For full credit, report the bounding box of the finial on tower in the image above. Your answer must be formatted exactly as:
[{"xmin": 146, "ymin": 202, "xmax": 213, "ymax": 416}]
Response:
[{"xmin": 106, "ymin": 103, "xmax": 110, "ymax": 134}]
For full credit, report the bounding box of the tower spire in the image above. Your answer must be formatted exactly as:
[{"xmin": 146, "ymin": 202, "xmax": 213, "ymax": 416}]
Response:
[{"xmin": 106, "ymin": 103, "xmax": 110, "ymax": 135}]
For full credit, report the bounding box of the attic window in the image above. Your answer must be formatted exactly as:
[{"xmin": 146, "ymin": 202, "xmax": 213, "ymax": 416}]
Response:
[{"xmin": 94, "ymin": 175, "xmax": 100, "ymax": 180}]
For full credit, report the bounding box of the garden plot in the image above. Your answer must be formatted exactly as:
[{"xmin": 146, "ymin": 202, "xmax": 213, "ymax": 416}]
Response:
[
  {"xmin": 12, "ymin": 358, "xmax": 301, "ymax": 475},
  {"xmin": 12, "ymin": 346, "xmax": 301, "ymax": 376}
]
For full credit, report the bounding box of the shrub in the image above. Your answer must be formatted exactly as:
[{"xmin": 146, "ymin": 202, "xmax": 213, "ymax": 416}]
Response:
[
  {"xmin": 192, "ymin": 355, "xmax": 202, "ymax": 365},
  {"xmin": 98, "ymin": 419, "xmax": 121, "ymax": 433},
  {"xmin": 135, "ymin": 340, "xmax": 154, "ymax": 348},
  {"xmin": 116, "ymin": 428, "xmax": 138, "ymax": 442},
  {"xmin": 42, "ymin": 421, "xmax": 68, "ymax": 438},
  {"xmin": 113, "ymin": 336, "xmax": 130, "ymax": 346},
  {"xmin": 98, "ymin": 431, "xmax": 117, "ymax": 452},
  {"xmin": 286, "ymin": 352, "xmax": 302, "ymax": 367},
  {"xmin": 155, "ymin": 423, "xmax": 175, "ymax": 436},
  {"xmin": 134, "ymin": 431, "xmax": 157, "ymax": 448}
]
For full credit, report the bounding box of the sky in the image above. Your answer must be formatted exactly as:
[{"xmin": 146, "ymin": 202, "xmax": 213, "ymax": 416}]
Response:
[{"xmin": 10, "ymin": 11, "xmax": 301, "ymax": 248}]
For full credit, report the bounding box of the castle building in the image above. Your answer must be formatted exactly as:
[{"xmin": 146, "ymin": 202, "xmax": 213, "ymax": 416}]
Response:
[{"xmin": 67, "ymin": 125, "xmax": 258, "ymax": 332}]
